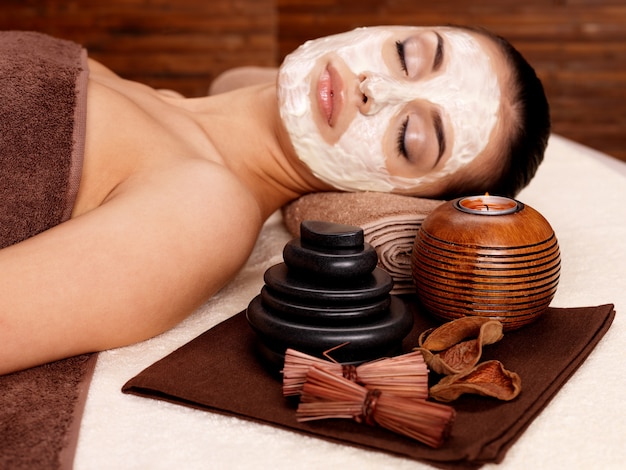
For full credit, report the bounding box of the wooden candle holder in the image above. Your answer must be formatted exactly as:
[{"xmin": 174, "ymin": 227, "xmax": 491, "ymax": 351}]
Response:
[{"xmin": 411, "ymin": 195, "xmax": 561, "ymax": 330}]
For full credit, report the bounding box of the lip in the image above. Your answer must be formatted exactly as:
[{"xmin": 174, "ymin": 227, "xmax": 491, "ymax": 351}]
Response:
[{"xmin": 317, "ymin": 64, "xmax": 343, "ymax": 128}]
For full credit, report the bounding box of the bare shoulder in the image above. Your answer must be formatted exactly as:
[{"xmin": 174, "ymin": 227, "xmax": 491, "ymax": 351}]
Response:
[
  {"xmin": 0, "ymin": 158, "xmax": 263, "ymax": 373},
  {"xmin": 87, "ymin": 58, "xmax": 120, "ymax": 78},
  {"xmin": 113, "ymin": 158, "xmax": 264, "ymax": 271},
  {"xmin": 99, "ymin": 158, "xmax": 265, "ymax": 324}
]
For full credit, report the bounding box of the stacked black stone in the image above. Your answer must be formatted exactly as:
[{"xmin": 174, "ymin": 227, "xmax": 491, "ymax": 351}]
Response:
[{"xmin": 246, "ymin": 220, "xmax": 414, "ymax": 370}]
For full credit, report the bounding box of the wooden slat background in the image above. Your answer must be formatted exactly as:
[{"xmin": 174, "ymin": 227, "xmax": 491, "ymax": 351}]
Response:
[
  {"xmin": 277, "ymin": 0, "xmax": 626, "ymax": 161},
  {"xmin": 1, "ymin": 0, "xmax": 624, "ymax": 161},
  {"xmin": 0, "ymin": 0, "xmax": 276, "ymax": 97}
]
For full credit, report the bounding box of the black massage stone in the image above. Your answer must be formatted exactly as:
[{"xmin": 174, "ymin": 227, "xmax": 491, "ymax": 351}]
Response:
[
  {"xmin": 248, "ymin": 295, "xmax": 412, "ymax": 364},
  {"xmin": 300, "ymin": 220, "xmax": 364, "ymax": 248},
  {"xmin": 246, "ymin": 220, "xmax": 414, "ymax": 369},
  {"xmin": 259, "ymin": 286, "xmax": 391, "ymax": 325},
  {"xmin": 283, "ymin": 220, "xmax": 377, "ymax": 278},
  {"xmin": 263, "ymin": 264, "xmax": 393, "ymax": 303},
  {"xmin": 282, "ymin": 239, "xmax": 378, "ymax": 278}
]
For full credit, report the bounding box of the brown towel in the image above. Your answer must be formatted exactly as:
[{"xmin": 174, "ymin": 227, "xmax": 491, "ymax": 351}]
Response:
[
  {"xmin": 0, "ymin": 31, "xmax": 95, "ymax": 470},
  {"xmin": 0, "ymin": 31, "xmax": 87, "ymax": 248},
  {"xmin": 0, "ymin": 354, "xmax": 98, "ymax": 470},
  {"xmin": 122, "ymin": 299, "xmax": 615, "ymax": 468},
  {"xmin": 283, "ymin": 192, "xmax": 444, "ymax": 294}
]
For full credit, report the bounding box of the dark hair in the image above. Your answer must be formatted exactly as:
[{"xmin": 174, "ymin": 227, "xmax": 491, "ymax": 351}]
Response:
[{"xmin": 441, "ymin": 26, "xmax": 551, "ymax": 199}]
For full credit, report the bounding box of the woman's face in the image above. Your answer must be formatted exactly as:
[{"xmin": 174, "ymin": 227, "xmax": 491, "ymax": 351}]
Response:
[{"xmin": 277, "ymin": 26, "xmax": 505, "ymax": 194}]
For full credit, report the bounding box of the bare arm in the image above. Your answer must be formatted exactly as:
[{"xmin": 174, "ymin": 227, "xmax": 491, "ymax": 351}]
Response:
[{"xmin": 0, "ymin": 161, "xmax": 261, "ymax": 374}]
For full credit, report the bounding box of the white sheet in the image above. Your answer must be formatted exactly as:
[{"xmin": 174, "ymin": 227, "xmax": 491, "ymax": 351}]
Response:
[{"xmin": 75, "ymin": 135, "xmax": 626, "ymax": 469}]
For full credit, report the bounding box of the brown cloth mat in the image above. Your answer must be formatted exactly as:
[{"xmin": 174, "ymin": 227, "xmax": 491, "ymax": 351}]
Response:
[
  {"xmin": 0, "ymin": 353, "xmax": 98, "ymax": 470},
  {"xmin": 123, "ymin": 300, "xmax": 614, "ymax": 468}
]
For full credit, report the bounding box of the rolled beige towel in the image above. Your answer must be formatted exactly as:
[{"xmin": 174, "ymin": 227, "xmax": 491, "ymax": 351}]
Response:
[{"xmin": 282, "ymin": 192, "xmax": 444, "ymax": 294}]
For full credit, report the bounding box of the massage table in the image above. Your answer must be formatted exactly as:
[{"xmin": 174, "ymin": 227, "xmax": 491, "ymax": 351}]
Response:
[{"xmin": 73, "ymin": 135, "xmax": 625, "ymax": 469}]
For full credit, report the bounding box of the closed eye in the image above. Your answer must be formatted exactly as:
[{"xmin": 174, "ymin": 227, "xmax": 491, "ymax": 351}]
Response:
[
  {"xmin": 395, "ymin": 40, "xmax": 408, "ymax": 75},
  {"xmin": 397, "ymin": 116, "xmax": 409, "ymax": 159}
]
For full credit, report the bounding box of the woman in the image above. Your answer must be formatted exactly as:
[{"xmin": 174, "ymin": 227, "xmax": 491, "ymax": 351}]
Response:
[{"xmin": 0, "ymin": 25, "xmax": 549, "ymax": 374}]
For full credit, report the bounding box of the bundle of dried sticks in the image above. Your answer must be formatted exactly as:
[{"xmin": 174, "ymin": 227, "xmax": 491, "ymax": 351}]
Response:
[
  {"xmin": 282, "ymin": 348, "xmax": 429, "ymax": 399},
  {"xmin": 295, "ymin": 366, "xmax": 455, "ymax": 448}
]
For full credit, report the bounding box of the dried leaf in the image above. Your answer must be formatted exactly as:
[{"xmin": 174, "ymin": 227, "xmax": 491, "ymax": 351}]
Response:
[
  {"xmin": 429, "ymin": 360, "xmax": 522, "ymax": 402},
  {"xmin": 419, "ymin": 316, "xmax": 503, "ymax": 351},
  {"xmin": 415, "ymin": 317, "xmax": 504, "ymax": 375}
]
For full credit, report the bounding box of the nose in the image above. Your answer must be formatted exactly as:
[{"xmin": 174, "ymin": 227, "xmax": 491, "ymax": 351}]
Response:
[
  {"xmin": 357, "ymin": 73, "xmax": 375, "ymax": 115},
  {"xmin": 358, "ymin": 72, "xmax": 405, "ymax": 116}
]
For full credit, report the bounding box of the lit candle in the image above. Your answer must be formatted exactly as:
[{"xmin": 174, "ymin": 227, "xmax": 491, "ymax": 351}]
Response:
[{"xmin": 456, "ymin": 194, "xmax": 523, "ymax": 216}]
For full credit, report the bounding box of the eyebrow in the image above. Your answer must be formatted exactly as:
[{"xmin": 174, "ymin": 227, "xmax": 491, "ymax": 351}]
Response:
[
  {"xmin": 433, "ymin": 32, "xmax": 444, "ymax": 71},
  {"xmin": 432, "ymin": 110, "xmax": 446, "ymax": 167}
]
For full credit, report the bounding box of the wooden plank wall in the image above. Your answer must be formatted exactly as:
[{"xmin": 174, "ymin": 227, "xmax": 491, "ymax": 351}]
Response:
[
  {"xmin": 0, "ymin": 0, "xmax": 276, "ymax": 98},
  {"xmin": 1, "ymin": 1, "xmax": 623, "ymax": 161},
  {"xmin": 278, "ymin": 0, "xmax": 626, "ymax": 162}
]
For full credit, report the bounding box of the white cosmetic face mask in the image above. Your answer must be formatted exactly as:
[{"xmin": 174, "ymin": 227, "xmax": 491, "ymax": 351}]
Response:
[{"xmin": 277, "ymin": 26, "xmax": 501, "ymax": 193}]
